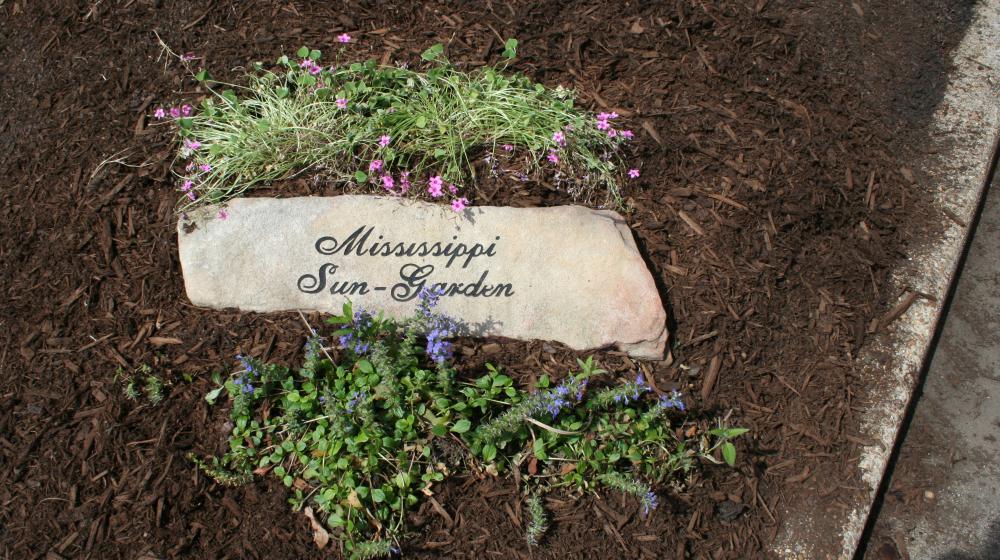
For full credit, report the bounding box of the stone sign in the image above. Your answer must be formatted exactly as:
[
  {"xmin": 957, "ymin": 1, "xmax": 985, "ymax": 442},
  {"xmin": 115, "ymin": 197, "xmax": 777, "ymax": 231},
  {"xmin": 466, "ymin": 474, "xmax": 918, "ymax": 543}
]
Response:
[{"xmin": 177, "ymin": 196, "xmax": 667, "ymax": 358}]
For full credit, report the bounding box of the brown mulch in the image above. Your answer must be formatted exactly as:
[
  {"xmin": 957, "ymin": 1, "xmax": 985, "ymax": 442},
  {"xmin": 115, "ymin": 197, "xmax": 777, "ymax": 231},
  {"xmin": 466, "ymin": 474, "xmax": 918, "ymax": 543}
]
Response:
[{"xmin": 0, "ymin": 1, "xmax": 973, "ymax": 559}]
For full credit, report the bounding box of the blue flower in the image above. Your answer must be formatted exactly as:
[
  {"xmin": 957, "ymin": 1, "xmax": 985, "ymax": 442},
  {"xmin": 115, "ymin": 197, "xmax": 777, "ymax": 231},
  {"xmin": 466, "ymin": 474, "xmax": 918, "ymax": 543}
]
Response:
[
  {"xmin": 236, "ymin": 354, "xmax": 260, "ymax": 378},
  {"xmin": 641, "ymin": 490, "xmax": 658, "ymax": 517},
  {"xmin": 657, "ymin": 390, "xmax": 686, "ymax": 412},
  {"xmin": 346, "ymin": 390, "xmax": 367, "ymax": 413}
]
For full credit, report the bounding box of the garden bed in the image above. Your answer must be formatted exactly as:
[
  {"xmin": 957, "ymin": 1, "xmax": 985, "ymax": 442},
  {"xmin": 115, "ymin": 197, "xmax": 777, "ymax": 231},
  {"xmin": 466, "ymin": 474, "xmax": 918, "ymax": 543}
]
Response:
[{"xmin": 0, "ymin": 1, "xmax": 976, "ymax": 558}]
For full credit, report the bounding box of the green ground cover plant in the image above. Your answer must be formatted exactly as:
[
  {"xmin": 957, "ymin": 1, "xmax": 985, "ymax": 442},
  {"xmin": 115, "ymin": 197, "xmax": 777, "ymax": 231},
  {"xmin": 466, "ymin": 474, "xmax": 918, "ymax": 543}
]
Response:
[
  {"xmin": 192, "ymin": 290, "xmax": 746, "ymax": 558},
  {"xmin": 156, "ymin": 37, "xmax": 642, "ymax": 215}
]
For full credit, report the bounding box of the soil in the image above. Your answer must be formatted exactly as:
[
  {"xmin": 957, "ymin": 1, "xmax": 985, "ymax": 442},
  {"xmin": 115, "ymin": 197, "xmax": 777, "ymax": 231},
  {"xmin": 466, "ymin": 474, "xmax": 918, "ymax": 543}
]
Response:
[{"xmin": 0, "ymin": 1, "xmax": 974, "ymax": 559}]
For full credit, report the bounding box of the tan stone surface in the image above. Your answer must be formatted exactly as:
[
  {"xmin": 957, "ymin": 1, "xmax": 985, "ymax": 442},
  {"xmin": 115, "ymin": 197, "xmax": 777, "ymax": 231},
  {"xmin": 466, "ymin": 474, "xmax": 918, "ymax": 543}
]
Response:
[{"xmin": 178, "ymin": 196, "xmax": 667, "ymax": 358}]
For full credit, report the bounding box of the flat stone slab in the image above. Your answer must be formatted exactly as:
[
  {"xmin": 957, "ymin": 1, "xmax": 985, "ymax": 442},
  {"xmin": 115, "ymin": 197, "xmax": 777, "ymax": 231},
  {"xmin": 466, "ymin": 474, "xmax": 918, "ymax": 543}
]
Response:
[{"xmin": 177, "ymin": 196, "xmax": 667, "ymax": 358}]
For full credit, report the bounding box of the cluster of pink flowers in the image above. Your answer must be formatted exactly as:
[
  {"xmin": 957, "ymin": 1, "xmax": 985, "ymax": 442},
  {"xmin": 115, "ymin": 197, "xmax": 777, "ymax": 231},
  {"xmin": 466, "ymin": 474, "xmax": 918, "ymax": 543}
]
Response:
[
  {"xmin": 596, "ymin": 111, "xmax": 634, "ymax": 140},
  {"xmin": 369, "ymin": 171, "xmax": 466, "ymax": 212},
  {"xmin": 155, "ymin": 104, "xmax": 193, "ymax": 120},
  {"xmin": 299, "ymin": 58, "xmax": 323, "ymax": 75}
]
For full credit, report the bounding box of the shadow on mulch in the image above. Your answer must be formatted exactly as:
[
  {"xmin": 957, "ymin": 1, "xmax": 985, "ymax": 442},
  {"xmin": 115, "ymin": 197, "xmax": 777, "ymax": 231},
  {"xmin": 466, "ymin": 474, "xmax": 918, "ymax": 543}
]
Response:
[{"xmin": 0, "ymin": 1, "xmax": 973, "ymax": 558}]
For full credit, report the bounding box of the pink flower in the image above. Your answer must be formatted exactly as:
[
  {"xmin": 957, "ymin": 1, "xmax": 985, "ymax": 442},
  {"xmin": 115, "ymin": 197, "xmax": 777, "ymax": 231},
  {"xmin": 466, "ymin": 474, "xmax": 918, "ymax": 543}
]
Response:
[
  {"xmin": 299, "ymin": 59, "xmax": 322, "ymax": 75},
  {"xmin": 451, "ymin": 197, "xmax": 469, "ymax": 212},
  {"xmin": 181, "ymin": 180, "xmax": 194, "ymax": 192},
  {"xmin": 180, "ymin": 52, "xmax": 198, "ymax": 62},
  {"xmin": 199, "ymin": 164, "xmax": 212, "ymax": 172},
  {"xmin": 448, "ymin": 183, "xmax": 458, "ymax": 194},
  {"xmin": 181, "ymin": 104, "xmax": 192, "ymax": 116},
  {"xmin": 552, "ymin": 131, "xmax": 566, "ymax": 146},
  {"xmin": 547, "ymin": 151, "xmax": 559, "ymax": 164},
  {"xmin": 185, "ymin": 162, "xmax": 195, "ymax": 172},
  {"xmin": 169, "ymin": 106, "xmax": 181, "ymax": 118},
  {"xmin": 596, "ymin": 119, "xmax": 610, "ymax": 131},
  {"xmin": 607, "ymin": 128, "xmax": 617, "ymax": 138},
  {"xmin": 399, "ymin": 171, "xmax": 412, "ymax": 193},
  {"xmin": 502, "ymin": 144, "xmax": 514, "ymax": 152},
  {"xmin": 184, "ymin": 139, "xmax": 201, "ymax": 151},
  {"xmin": 428, "ymin": 175, "xmax": 444, "ymax": 198},
  {"xmin": 337, "ymin": 33, "xmax": 351, "ymax": 43},
  {"xmin": 217, "ymin": 209, "xmax": 228, "ymax": 220},
  {"xmin": 153, "ymin": 107, "xmax": 166, "ymax": 119},
  {"xmin": 336, "ymin": 98, "xmax": 348, "ymax": 109},
  {"xmin": 379, "ymin": 135, "xmax": 391, "ymax": 148},
  {"xmin": 186, "ymin": 191, "xmax": 197, "ymax": 201},
  {"xmin": 369, "ymin": 159, "xmax": 383, "ymax": 172},
  {"xmin": 621, "ymin": 129, "xmax": 634, "ymax": 139},
  {"xmin": 381, "ymin": 174, "xmax": 395, "ymax": 190},
  {"xmin": 628, "ymin": 168, "xmax": 640, "ymax": 178}
]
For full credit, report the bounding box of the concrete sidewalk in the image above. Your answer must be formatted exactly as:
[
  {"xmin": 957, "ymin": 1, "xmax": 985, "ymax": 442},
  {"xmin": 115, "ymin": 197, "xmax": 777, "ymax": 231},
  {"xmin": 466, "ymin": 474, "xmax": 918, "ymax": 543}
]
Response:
[{"xmin": 864, "ymin": 163, "xmax": 1000, "ymax": 559}]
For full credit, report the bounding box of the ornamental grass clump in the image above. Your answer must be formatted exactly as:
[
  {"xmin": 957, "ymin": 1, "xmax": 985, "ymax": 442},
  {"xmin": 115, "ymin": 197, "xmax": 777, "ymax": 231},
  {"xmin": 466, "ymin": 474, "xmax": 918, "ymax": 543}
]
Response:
[
  {"xmin": 193, "ymin": 291, "xmax": 745, "ymax": 558},
  {"xmin": 157, "ymin": 38, "xmax": 640, "ymax": 214}
]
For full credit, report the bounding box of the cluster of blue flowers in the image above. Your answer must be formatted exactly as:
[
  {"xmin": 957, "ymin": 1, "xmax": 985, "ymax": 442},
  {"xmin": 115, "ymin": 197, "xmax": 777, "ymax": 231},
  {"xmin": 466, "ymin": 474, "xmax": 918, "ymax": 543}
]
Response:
[
  {"xmin": 641, "ymin": 490, "xmax": 659, "ymax": 517},
  {"xmin": 345, "ymin": 390, "xmax": 367, "ymax": 414},
  {"xmin": 418, "ymin": 287, "xmax": 454, "ymax": 364},
  {"xmin": 338, "ymin": 308, "xmax": 374, "ymax": 355},
  {"xmin": 657, "ymin": 389, "xmax": 686, "ymax": 412},
  {"xmin": 539, "ymin": 378, "xmax": 587, "ymax": 419},
  {"xmin": 233, "ymin": 354, "xmax": 260, "ymax": 395},
  {"xmin": 613, "ymin": 373, "xmax": 650, "ymax": 403},
  {"xmin": 303, "ymin": 333, "xmax": 324, "ymax": 362}
]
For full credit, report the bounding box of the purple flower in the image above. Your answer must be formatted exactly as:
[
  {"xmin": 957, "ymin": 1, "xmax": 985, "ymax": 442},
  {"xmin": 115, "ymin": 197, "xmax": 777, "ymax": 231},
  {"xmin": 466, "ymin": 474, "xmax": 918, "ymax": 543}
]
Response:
[
  {"xmin": 180, "ymin": 52, "xmax": 198, "ymax": 62},
  {"xmin": 427, "ymin": 175, "xmax": 444, "ymax": 198},
  {"xmin": 641, "ymin": 491, "xmax": 658, "ymax": 517},
  {"xmin": 379, "ymin": 135, "xmax": 391, "ymax": 148},
  {"xmin": 181, "ymin": 104, "xmax": 193, "ymax": 117},
  {"xmin": 451, "ymin": 197, "xmax": 468, "ymax": 212},
  {"xmin": 369, "ymin": 159, "xmax": 383, "ymax": 172},
  {"xmin": 217, "ymin": 209, "xmax": 229, "ymax": 220},
  {"xmin": 657, "ymin": 390, "xmax": 686, "ymax": 412},
  {"xmin": 199, "ymin": 163, "xmax": 212, "ymax": 172},
  {"xmin": 184, "ymin": 139, "xmax": 201, "ymax": 151},
  {"xmin": 552, "ymin": 131, "xmax": 566, "ymax": 146},
  {"xmin": 399, "ymin": 171, "xmax": 412, "ymax": 193},
  {"xmin": 346, "ymin": 390, "xmax": 366, "ymax": 413},
  {"xmin": 181, "ymin": 180, "xmax": 194, "ymax": 192},
  {"xmin": 337, "ymin": 33, "xmax": 352, "ymax": 43},
  {"xmin": 502, "ymin": 144, "xmax": 514, "ymax": 152},
  {"xmin": 628, "ymin": 168, "xmax": 640, "ymax": 179},
  {"xmin": 153, "ymin": 107, "xmax": 166, "ymax": 119},
  {"xmin": 621, "ymin": 129, "xmax": 634, "ymax": 139},
  {"xmin": 169, "ymin": 106, "xmax": 181, "ymax": 118},
  {"xmin": 547, "ymin": 151, "xmax": 559, "ymax": 164},
  {"xmin": 336, "ymin": 98, "xmax": 348, "ymax": 109},
  {"xmin": 381, "ymin": 174, "xmax": 395, "ymax": 191}
]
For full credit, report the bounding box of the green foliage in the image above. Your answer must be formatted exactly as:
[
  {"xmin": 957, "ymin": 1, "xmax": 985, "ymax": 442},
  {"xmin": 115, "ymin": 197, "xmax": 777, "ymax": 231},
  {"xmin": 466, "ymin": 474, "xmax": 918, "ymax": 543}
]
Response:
[
  {"xmin": 195, "ymin": 299, "xmax": 745, "ymax": 555},
  {"xmin": 116, "ymin": 364, "xmax": 165, "ymax": 405},
  {"xmin": 170, "ymin": 41, "xmax": 633, "ymax": 213}
]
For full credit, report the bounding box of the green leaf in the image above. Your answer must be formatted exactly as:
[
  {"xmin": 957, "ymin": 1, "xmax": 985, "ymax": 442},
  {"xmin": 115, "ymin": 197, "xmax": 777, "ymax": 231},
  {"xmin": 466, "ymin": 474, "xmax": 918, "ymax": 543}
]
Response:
[
  {"xmin": 415, "ymin": 115, "xmax": 427, "ymax": 128},
  {"xmin": 297, "ymin": 46, "xmax": 310, "ymax": 58},
  {"xmin": 354, "ymin": 170, "xmax": 368, "ymax": 182},
  {"xmin": 451, "ymin": 419, "xmax": 471, "ymax": 434},
  {"xmin": 433, "ymin": 148, "xmax": 447, "ymax": 158},
  {"xmin": 195, "ymin": 69, "xmax": 212, "ymax": 82},
  {"xmin": 482, "ymin": 444, "xmax": 497, "ymax": 462},
  {"xmin": 357, "ymin": 360, "xmax": 374, "ymax": 374},
  {"xmin": 309, "ymin": 49, "xmax": 322, "ymax": 61},
  {"xmin": 204, "ymin": 386, "xmax": 223, "ymax": 405},
  {"xmin": 492, "ymin": 374, "xmax": 512, "ymax": 388},
  {"xmin": 275, "ymin": 87, "xmax": 289, "ymax": 99},
  {"xmin": 421, "ymin": 43, "xmax": 444, "ymax": 61},
  {"xmin": 533, "ymin": 438, "xmax": 548, "ymax": 461},
  {"xmin": 722, "ymin": 442, "xmax": 737, "ymax": 466},
  {"xmin": 372, "ymin": 488, "xmax": 386, "ymax": 503},
  {"xmin": 503, "ymin": 38, "xmax": 518, "ymax": 59},
  {"xmin": 431, "ymin": 422, "xmax": 448, "ymax": 437}
]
